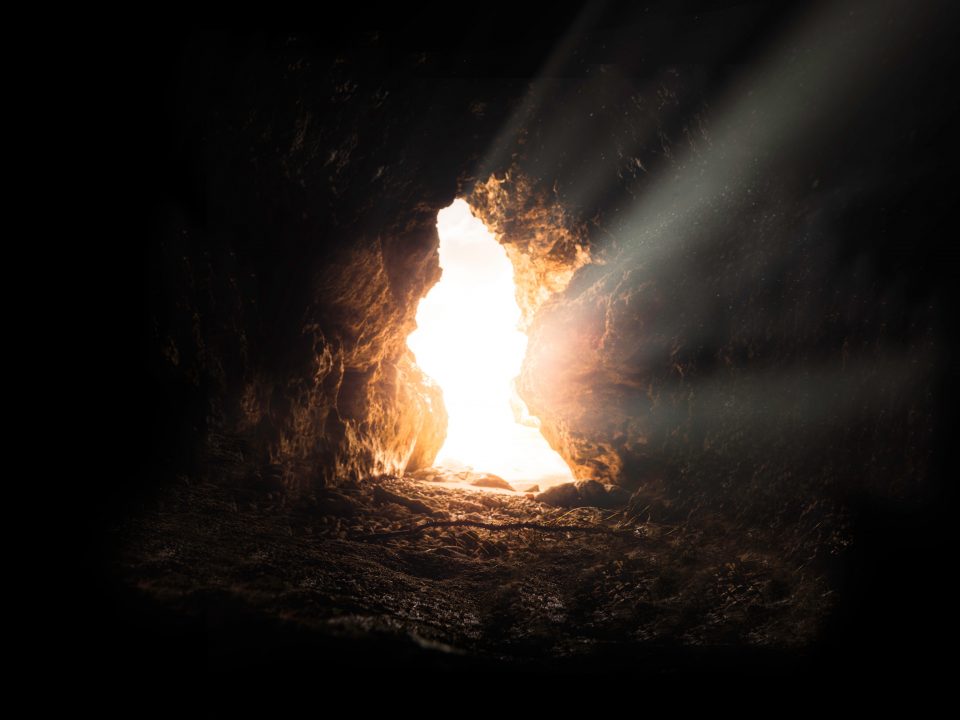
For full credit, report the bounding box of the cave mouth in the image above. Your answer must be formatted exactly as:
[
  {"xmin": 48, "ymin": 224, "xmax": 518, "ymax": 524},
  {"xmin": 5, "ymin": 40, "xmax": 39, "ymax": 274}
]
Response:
[{"xmin": 406, "ymin": 199, "xmax": 574, "ymax": 489}]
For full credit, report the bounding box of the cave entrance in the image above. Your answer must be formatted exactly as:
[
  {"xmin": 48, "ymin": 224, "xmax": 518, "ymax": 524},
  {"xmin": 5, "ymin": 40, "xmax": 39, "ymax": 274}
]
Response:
[{"xmin": 407, "ymin": 200, "xmax": 574, "ymax": 489}]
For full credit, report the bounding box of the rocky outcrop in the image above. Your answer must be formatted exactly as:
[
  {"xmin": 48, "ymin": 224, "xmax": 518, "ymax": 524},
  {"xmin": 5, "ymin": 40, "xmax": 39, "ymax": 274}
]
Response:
[
  {"xmin": 143, "ymin": 33, "xmax": 521, "ymax": 494},
  {"xmin": 470, "ymin": 4, "xmax": 944, "ymax": 522},
  {"xmin": 469, "ymin": 173, "xmax": 591, "ymax": 329}
]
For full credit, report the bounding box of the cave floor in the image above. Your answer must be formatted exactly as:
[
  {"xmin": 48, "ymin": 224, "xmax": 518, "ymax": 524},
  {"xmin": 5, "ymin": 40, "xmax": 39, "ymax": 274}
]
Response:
[{"xmin": 108, "ymin": 474, "xmax": 836, "ymax": 673}]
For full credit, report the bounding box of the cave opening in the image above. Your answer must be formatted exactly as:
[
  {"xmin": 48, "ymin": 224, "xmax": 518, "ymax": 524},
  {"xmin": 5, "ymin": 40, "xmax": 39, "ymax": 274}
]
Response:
[{"xmin": 406, "ymin": 199, "xmax": 574, "ymax": 489}]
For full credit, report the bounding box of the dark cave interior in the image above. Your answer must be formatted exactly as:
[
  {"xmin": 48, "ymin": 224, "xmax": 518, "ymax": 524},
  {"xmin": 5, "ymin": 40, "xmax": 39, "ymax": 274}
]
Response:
[{"xmin": 94, "ymin": 0, "xmax": 957, "ymax": 679}]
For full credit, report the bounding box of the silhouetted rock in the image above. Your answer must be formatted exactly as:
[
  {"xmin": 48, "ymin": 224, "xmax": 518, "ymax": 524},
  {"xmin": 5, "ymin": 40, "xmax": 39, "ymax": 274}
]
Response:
[{"xmin": 535, "ymin": 480, "xmax": 629, "ymax": 509}]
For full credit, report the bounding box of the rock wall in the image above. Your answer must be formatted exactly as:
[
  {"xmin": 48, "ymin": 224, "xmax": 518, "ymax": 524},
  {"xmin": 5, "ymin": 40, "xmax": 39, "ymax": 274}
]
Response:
[
  {"xmin": 143, "ymin": 32, "xmax": 521, "ymax": 494},
  {"xmin": 465, "ymin": 2, "xmax": 949, "ymax": 523}
]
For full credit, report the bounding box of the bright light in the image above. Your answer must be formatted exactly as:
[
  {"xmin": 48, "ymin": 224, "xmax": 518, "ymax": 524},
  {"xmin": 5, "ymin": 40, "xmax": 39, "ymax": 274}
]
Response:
[{"xmin": 406, "ymin": 199, "xmax": 574, "ymax": 487}]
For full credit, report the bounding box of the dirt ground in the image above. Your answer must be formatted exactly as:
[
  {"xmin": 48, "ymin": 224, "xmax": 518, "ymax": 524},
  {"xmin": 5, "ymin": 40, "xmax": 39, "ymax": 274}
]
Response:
[{"xmin": 105, "ymin": 472, "xmax": 843, "ymax": 673}]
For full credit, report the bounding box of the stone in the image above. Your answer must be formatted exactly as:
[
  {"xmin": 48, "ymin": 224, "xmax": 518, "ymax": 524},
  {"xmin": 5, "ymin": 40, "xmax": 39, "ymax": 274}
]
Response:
[
  {"xmin": 534, "ymin": 480, "xmax": 629, "ymax": 509},
  {"xmin": 535, "ymin": 482, "xmax": 580, "ymax": 508},
  {"xmin": 469, "ymin": 474, "xmax": 514, "ymax": 491}
]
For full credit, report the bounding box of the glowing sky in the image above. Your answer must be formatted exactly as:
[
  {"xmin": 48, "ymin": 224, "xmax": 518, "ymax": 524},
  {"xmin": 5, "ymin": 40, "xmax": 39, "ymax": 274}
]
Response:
[{"xmin": 406, "ymin": 200, "xmax": 574, "ymax": 486}]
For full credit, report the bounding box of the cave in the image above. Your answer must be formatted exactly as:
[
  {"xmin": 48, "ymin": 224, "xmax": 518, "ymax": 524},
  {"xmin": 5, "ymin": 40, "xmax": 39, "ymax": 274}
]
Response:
[{"xmin": 96, "ymin": 1, "xmax": 955, "ymax": 680}]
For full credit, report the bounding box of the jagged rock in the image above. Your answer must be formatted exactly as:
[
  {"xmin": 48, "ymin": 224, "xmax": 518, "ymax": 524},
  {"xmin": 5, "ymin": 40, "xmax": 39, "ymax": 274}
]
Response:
[{"xmin": 145, "ymin": 35, "xmax": 518, "ymax": 494}]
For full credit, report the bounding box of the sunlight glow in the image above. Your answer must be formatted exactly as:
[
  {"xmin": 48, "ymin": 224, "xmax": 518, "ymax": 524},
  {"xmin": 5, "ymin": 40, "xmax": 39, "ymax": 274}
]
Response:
[{"xmin": 406, "ymin": 200, "xmax": 574, "ymax": 487}]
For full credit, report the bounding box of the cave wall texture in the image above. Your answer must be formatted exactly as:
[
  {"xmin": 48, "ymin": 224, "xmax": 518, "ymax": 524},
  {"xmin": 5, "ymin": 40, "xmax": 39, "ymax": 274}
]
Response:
[
  {"xmin": 140, "ymin": 3, "xmax": 954, "ymax": 528},
  {"xmin": 468, "ymin": 1, "xmax": 953, "ymax": 528},
  {"xmin": 143, "ymin": 33, "xmax": 525, "ymax": 494}
]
